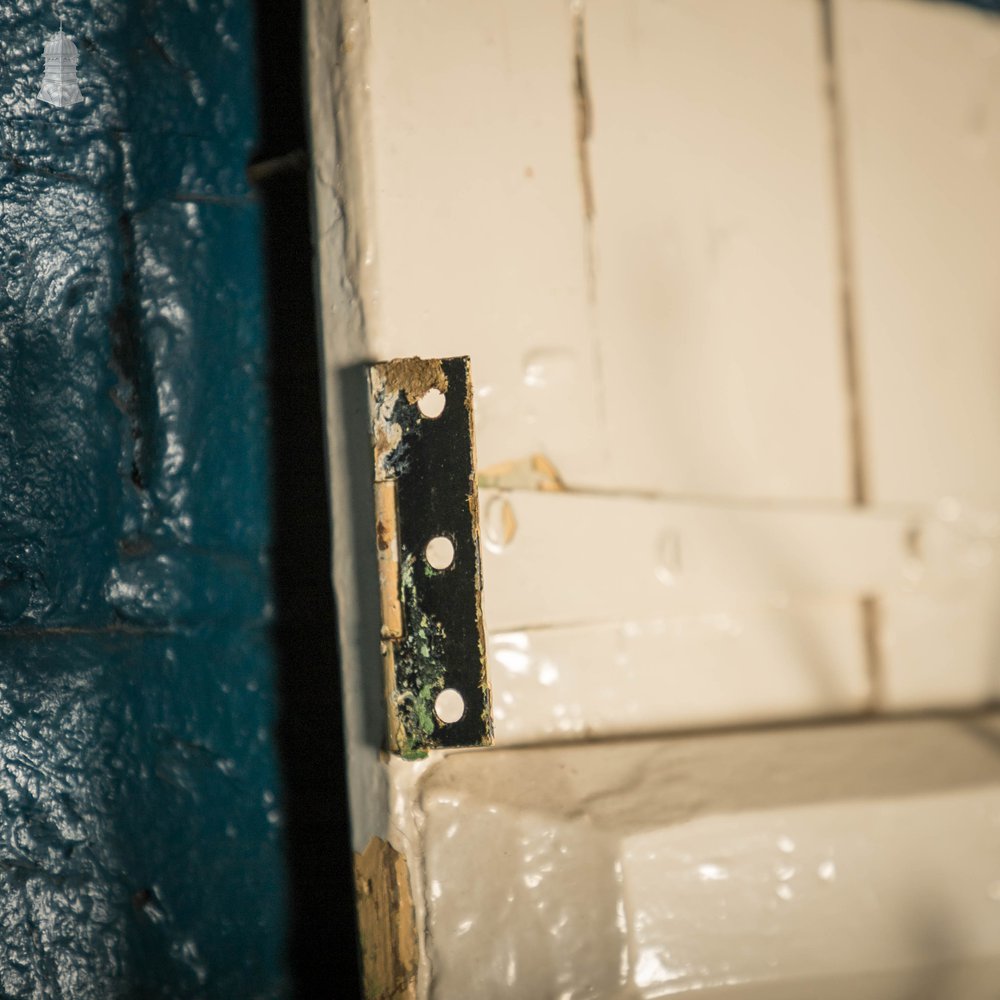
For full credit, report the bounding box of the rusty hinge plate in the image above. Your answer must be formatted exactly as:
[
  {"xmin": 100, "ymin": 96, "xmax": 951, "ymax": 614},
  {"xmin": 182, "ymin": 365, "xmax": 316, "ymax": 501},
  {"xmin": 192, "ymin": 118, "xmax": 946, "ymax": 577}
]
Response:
[{"xmin": 369, "ymin": 356, "xmax": 493, "ymax": 758}]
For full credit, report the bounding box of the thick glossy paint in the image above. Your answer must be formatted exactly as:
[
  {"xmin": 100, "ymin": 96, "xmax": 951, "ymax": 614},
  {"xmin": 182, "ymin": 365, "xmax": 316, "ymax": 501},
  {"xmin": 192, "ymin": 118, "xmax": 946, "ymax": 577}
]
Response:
[
  {"xmin": 0, "ymin": 1, "xmax": 285, "ymax": 995},
  {"xmin": 308, "ymin": 0, "xmax": 1000, "ymax": 995}
]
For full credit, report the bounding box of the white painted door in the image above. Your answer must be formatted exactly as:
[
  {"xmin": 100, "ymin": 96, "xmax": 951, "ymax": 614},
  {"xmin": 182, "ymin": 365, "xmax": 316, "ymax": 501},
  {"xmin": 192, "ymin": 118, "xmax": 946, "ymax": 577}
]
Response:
[{"xmin": 308, "ymin": 1, "xmax": 1000, "ymax": 996}]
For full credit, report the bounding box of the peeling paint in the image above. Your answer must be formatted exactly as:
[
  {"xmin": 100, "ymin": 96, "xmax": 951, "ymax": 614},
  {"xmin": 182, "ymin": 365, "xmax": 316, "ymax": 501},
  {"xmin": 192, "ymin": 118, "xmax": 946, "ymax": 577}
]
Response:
[
  {"xmin": 479, "ymin": 453, "xmax": 566, "ymax": 492},
  {"xmin": 370, "ymin": 359, "xmax": 448, "ymax": 483},
  {"xmin": 375, "ymin": 479, "xmax": 403, "ymax": 639},
  {"xmin": 377, "ymin": 356, "xmax": 449, "ymax": 404},
  {"xmin": 354, "ymin": 837, "xmax": 418, "ymax": 1000}
]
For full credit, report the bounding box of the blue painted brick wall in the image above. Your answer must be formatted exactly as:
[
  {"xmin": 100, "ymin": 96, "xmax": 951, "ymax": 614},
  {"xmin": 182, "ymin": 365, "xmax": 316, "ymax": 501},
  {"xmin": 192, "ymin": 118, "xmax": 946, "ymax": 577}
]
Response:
[{"xmin": 0, "ymin": 1, "xmax": 287, "ymax": 995}]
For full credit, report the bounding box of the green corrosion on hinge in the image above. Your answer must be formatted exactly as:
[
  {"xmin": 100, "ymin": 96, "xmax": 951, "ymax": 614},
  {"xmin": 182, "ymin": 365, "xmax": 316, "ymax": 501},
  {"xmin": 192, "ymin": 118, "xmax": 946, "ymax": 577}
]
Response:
[{"xmin": 394, "ymin": 554, "xmax": 448, "ymax": 757}]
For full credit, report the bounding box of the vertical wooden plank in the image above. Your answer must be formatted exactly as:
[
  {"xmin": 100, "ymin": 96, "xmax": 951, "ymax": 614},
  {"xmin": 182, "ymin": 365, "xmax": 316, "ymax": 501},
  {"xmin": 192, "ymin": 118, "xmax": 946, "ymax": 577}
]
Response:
[
  {"xmin": 837, "ymin": 0, "xmax": 1000, "ymax": 508},
  {"xmin": 585, "ymin": 0, "xmax": 851, "ymax": 500},
  {"xmin": 877, "ymin": 507, "xmax": 1000, "ymax": 710},
  {"xmin": 365, "ymin": 0, "xmax": 604, "ymax": 481},
  {"xmin": 837, "ymin": 0, "xmax": 1000, "ymax": 709}
]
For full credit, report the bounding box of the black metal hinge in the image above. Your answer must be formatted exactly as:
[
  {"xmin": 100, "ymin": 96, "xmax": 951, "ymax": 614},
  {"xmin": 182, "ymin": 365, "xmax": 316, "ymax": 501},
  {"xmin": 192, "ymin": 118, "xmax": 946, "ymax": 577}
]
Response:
[{"xmin": 368, "ymin": 356, "xmax": 493, "ymax": 758}]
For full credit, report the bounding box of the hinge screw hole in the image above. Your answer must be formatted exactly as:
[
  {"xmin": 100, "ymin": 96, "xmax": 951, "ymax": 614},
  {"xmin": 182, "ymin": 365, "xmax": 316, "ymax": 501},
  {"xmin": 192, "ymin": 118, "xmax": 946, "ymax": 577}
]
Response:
[
  {"xmin": 425, "ymin": 535, "xmax": 455, "ymax": 570},
  {"xmin": 435, "ymin": 688, "xmax": 465, "ymax": 724},
  {"xmin": 418, "ymin": 388, "xmax": 446, "ymax": 419}
]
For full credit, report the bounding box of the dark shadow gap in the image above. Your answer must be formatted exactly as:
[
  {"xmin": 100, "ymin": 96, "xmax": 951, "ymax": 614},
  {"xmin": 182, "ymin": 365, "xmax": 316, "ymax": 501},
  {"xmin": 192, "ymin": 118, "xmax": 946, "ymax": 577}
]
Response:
[{"xmin": 250, "ymin": 1, "xmax": 361, "ymax": 996}]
